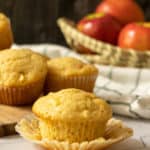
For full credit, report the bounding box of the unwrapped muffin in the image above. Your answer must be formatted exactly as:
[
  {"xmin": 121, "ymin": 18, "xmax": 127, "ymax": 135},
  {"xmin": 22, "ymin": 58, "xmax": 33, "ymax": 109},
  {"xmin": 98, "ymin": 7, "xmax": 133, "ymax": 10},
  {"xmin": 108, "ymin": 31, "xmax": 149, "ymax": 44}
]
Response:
[
  {"xmin": 45, "ymin": 57, "xmax": 98, "ymax": 93},
  {"xmin": 0, "ymin": 13, "xmax": 13, "ymax": 50},
  {"xmin": 32, "ymin": 88, "xmax": 112, "ymax": 143},
  {"xmin": 0, "ymin": 49, "xmax": 47, "ymax": 105}
]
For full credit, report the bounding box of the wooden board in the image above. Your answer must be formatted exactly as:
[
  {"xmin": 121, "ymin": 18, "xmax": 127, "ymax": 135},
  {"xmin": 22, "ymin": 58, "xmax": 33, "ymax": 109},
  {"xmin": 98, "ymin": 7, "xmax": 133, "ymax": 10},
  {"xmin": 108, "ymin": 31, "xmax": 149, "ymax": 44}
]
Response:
[{"xmin": 0, "ymin": 105, "xmax": 31, "ymax": 137}]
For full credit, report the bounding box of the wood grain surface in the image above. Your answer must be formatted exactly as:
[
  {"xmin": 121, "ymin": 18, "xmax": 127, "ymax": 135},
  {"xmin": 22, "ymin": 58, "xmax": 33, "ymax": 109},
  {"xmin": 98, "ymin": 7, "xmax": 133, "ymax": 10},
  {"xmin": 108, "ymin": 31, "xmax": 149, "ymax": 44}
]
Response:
[{"xmin": 0, "ymin": 105, "xmax": 31, "ymax": 137}]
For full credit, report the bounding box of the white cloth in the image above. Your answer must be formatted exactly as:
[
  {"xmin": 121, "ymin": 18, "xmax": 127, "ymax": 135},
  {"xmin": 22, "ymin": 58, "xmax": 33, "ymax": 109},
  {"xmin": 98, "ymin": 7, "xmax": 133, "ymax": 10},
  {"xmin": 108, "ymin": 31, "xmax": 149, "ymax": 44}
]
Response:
[{"xmin": 13, "ymin": 44, "xmax": 150, "ymax": 119}]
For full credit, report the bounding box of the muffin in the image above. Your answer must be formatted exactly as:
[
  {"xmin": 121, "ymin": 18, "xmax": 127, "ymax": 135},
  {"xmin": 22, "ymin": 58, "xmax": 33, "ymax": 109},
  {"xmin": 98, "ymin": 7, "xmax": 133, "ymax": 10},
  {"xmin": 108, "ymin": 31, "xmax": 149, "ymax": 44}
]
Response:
[
  {"xmin": 45, "ymin": 57, "xmax": 98, "ymax": 93},
  {"xmin": 0, "ymin": 49, "xmax": 47, "ymax": 105},
  {"xmin": 32, "ymin": 88, "xmax": 112, "ymax": 143},
  {"xmin": 0, "ymin": 13, "xmax": 13, "ymax": 50}
]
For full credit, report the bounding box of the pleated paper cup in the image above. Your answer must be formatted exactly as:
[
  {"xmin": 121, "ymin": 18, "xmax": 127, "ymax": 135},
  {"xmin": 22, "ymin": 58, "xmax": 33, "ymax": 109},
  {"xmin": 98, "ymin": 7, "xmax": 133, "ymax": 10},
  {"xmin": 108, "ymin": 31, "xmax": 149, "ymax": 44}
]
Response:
[
  {"xmin": 45, "ymin": 74, "xmax": 98, "ymax": 93},
  {"xmin": 0, "ymin": 78, "xmax": 45, "ymax": 106},
  {"xmin": 15, "ymin": 115, "xmax": 133, "ymax": 150}
]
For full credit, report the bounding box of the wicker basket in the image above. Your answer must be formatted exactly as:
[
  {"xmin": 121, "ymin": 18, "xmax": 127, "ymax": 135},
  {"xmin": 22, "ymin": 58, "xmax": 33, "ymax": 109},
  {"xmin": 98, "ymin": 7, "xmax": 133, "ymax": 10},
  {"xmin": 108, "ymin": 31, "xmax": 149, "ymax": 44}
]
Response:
[{"xmin": 57, "ymin": 18, "xmax": 150, "ymax": 68}]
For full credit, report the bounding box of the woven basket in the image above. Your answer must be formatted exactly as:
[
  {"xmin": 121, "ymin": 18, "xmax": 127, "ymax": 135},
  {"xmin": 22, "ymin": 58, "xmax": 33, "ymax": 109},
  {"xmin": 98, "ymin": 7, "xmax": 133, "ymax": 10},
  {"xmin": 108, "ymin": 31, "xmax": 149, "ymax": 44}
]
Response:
[{"xmin": 57, "ymin": 18, "xmax": 150, "ymax": 68}]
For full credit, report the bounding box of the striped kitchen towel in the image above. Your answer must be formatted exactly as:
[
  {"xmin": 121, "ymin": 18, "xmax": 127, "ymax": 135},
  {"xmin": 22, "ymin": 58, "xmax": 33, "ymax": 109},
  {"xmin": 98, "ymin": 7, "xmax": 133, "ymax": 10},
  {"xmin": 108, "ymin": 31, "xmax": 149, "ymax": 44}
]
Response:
[{"xmin": 13, "ymin": 44, "xmax": 150, "ymax": 119}]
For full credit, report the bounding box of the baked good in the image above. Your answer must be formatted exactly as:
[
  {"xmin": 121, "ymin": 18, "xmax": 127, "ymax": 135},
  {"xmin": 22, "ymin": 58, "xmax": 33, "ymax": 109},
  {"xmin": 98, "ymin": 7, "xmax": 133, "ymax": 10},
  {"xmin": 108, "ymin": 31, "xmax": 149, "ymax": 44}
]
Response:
[
  {"xmin": 0, "ymin": 13, "xmax": 13, "ymax": 50},
  {"xmin": 0, "ymin": 49, "xmax": 47, "ymax": 105},
  {"xmin": 45, "ymin": 57, "xmax": 98, "ymax": 93},
  {"xmin": 32, "ymin": 88, "xmax": 112, "ymax": 142}
]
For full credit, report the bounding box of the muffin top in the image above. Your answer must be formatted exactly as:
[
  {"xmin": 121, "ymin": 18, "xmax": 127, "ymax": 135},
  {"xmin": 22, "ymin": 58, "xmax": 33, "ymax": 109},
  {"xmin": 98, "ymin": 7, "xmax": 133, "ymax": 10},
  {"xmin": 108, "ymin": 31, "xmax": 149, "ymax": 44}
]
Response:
[
  {"xmin": 0, "ymin": 13, "xmax": 10, "ymax": 27},
  {"xmin": 33, "ymin": 88, "xmax": 112, "ymax": 122},
  {"xmin": 47, "ymin": 57, "xmax": 98, "ymax": 77},
  {"xmin": 0, "ymin": 13, "xmax": 13, "ymax": 49},
  {"xmin": 0, "ymin": 49, "xmax": 47, "ymax": 86}
]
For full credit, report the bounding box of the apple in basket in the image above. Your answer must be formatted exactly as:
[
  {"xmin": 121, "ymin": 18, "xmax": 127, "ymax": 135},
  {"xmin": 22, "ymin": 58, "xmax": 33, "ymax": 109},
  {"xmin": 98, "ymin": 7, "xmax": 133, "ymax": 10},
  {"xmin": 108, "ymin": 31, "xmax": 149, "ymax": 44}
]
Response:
[
  {"xmin": 77, "ymin": 13, "xmax": 122, "ymax": 53},
  {"xmin": 118, "ymin": 22, "xmax": 150, "ymax": 51},
  {"xmin": 95, "ymin": 0, "xmax": 145, "ymax": 25}
]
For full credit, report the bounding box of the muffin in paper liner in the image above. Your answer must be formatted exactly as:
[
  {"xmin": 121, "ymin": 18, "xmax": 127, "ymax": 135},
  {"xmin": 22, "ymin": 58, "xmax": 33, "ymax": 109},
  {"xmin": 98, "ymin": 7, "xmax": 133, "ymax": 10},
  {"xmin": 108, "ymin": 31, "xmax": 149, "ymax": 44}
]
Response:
[
  {"xmin": 0, "ymin": 49, "xmax": 48, "ymax": 106},
  {"xmin": 45, "ymin": 57, "xmax": 98, "ymax": 93},
  {"xmin": 45, "ymin": 74, "xmax": 97, "ymax": 93},
  {"xmin": 15, "ymin": 115, "xmax": 133, "ymax": 150}
]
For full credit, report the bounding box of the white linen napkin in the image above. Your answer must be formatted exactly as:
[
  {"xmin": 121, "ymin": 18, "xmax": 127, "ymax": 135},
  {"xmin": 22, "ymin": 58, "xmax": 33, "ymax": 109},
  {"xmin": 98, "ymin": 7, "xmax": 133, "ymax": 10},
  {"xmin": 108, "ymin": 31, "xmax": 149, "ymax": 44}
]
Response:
[{"xmin": 13, "ymin": 44, "xmax": 150, "ymax": 119}]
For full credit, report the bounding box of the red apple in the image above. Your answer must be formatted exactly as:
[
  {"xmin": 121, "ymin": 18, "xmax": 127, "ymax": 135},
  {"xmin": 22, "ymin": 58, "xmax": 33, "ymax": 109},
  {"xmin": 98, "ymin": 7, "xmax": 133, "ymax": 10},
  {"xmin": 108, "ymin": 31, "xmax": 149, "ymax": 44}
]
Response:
[
  {"xmin": 95, "ymin": 0, "xmax": 145, "ymax": 25},
  {"xmin": 118, "ymin": 22, "xmax": 150, "ymax": 51},
  {"xmin": 77, "ymin": 13, "xmax": 122, "ymax": 45}
]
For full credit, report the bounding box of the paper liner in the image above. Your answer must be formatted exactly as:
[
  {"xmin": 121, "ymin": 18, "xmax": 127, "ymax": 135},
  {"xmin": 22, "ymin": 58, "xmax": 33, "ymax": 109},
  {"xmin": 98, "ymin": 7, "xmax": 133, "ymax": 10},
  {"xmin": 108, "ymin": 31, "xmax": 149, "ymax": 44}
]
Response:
[
  {"xmin": 15, "ymin": 116, "xmax": 133, "ymax": 150},
  {"xmin": 45, "ymin": 74, "xmax": 97, "ymax": 93},
  {"xmin": 0, "ymin": 78, "xmax": 45, "ymax": 105}
]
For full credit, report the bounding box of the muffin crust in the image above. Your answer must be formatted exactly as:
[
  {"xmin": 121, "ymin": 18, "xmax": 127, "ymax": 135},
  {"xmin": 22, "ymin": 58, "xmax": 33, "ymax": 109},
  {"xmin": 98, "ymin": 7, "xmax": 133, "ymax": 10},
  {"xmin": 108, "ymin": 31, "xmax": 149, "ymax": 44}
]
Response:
[
  {"xmin": 47, "ymin": 57, "xmax": 98, "ymax": 77},
  {"xmin": 0, "ymin": 49, "xmax": 47, "ymax": 86},
  {"xmin": 33, "ymin": 88, "xmax": 112, "ymax": 122}
]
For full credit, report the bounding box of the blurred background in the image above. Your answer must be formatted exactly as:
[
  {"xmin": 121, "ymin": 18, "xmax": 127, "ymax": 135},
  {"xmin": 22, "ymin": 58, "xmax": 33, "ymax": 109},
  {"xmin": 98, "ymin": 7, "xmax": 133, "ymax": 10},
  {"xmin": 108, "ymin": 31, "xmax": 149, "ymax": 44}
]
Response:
[{"xmin": 0, "ymin": 0, "xmax": 149, "ymax": 45}]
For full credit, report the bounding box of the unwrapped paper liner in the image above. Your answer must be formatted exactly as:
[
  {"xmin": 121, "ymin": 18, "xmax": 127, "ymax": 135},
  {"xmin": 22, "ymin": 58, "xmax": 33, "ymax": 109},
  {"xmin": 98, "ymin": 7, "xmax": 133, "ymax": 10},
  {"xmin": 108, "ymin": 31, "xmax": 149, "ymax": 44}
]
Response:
[{"xmin": 15, "ymin": 115, "xmax": 133, "ymax": 150}]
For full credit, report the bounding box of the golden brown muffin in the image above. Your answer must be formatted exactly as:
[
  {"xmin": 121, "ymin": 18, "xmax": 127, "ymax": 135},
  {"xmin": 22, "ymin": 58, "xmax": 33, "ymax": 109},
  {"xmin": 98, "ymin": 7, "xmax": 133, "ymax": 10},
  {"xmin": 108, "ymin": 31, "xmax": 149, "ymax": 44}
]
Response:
[
  {"xmin": 0, "ymin": 13, "xmax": 13, "ymax": 50},
  {"xmin": 33, "ymin": 88, "xmax": 112, "ymax": 143},
  {"xmin": 45, "ymin": 57, "xmax": 98, "ymax": 93},
  {"xmin": 0, "ymin": 49, "xmax": 47, "ymax": 105}
]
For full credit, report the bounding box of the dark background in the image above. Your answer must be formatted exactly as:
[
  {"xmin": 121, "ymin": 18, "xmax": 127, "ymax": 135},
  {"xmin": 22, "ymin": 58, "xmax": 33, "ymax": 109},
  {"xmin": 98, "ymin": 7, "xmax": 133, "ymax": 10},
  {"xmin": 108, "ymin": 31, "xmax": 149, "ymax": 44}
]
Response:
[{"xmin": 0, "ymin": 0, "xmax": 149, "ymax": 45}]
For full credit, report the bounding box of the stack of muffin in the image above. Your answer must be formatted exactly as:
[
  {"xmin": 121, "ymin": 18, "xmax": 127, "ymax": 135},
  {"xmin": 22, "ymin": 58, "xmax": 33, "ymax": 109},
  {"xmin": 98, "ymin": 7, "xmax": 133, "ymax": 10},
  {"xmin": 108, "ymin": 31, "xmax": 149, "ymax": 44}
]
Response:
[
  {"xmin": 1, "ymin": 12, "xmax": 114, "ymax": 145},
  {"xmin": 0, "ymin": 48, "xmax": 113, "ymax": 143}
]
